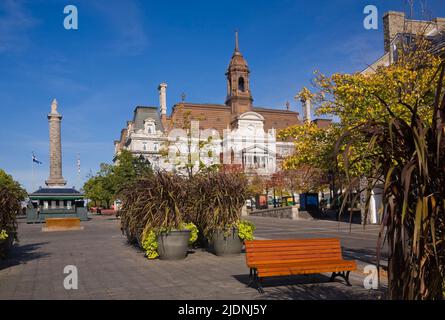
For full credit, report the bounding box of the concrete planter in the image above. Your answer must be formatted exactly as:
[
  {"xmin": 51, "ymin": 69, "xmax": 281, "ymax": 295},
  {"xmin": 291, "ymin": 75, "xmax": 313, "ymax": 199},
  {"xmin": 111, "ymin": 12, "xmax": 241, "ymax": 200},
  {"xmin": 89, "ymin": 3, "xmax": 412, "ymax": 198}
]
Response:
[
  {"xmin": 157, "ymin": 230, "xmax": 191, "ymax": 260},
  {"xmin": 210, "ymin": 229, "xmax": 243, "ymax": 256}
]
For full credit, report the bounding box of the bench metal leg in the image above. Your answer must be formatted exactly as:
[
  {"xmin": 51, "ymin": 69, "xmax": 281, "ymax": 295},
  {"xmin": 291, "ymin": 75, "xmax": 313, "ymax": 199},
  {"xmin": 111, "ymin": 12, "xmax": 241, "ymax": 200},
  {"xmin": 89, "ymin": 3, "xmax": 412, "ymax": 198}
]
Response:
[
  {"xmin": 249, "ymin": 269, "xmax": 265, "ymax": 294},
  {"xmin": 257, "ymin": 276, "xmax": 264, "ymax": 294},
  {"xmin": 247, "ymin": 268, "xmax": 253, "ymax": 288},
  {"xmin": 330, "ymin": 271, "xmax": 352, "ymax": 286}
]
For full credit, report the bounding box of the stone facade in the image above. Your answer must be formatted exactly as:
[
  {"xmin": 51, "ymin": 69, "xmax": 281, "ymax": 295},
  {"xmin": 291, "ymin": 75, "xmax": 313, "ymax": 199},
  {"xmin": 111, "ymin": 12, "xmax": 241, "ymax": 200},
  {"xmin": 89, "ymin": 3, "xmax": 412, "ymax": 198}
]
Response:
[
  {"xmin": 114, "ymin": 33, "xmax": 330, "ymax": 176},
  {"xmin": 45, "ymin": 99, "xmax": 66, "ymax": 187}
]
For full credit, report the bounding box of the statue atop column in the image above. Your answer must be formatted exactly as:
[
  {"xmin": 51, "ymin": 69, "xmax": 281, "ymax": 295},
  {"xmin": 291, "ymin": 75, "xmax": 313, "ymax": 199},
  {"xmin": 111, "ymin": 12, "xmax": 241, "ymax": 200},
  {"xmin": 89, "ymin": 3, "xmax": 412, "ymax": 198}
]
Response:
[{"xmin": 45, "ymin": 98, "xmax": 66, "ymax": 187}]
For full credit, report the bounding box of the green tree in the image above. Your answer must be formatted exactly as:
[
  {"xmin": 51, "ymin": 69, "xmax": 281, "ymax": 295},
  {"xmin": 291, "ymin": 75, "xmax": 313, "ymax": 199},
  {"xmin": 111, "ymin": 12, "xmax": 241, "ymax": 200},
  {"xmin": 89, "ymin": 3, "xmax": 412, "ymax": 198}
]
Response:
[
  {"xmin": 160, "ymin": 105, "xmax": 219, "ymax": 178},
  {"xmin": 0, "ymin": 169, "xmax": 26, "ymax": 242},
  {"xmin": 0, "ymin": 169, "xmax": 27, "ymax": 201},
  {"xmin": 83, "ymin": 150, "xmax": 153, "ymax": 208},
  {"xmin": 286, "ymin": 35, "xmax": 445, "ymax": 299}
]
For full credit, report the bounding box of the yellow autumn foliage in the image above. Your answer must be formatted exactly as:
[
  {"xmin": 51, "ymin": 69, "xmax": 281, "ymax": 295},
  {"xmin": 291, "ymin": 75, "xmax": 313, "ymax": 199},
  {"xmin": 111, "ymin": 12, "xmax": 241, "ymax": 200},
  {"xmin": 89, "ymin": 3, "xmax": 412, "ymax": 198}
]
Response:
[{"xmin": 279, "ymin": 42, "xmax": 444, "ymax": 179}]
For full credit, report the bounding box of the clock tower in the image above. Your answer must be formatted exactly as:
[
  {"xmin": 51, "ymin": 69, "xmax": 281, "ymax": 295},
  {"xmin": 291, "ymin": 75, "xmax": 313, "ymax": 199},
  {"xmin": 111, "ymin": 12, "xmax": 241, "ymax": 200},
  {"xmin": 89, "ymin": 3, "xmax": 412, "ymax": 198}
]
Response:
[{"xmin": 225, "ymin": 31, "xmax": 253, "ymax": 119}]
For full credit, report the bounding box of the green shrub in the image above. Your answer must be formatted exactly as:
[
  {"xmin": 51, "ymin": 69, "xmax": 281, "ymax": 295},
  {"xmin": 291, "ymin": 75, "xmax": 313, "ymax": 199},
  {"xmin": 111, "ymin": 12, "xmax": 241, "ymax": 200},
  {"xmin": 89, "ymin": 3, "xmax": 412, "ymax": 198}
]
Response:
[
  {"xmin": 0, "ymin": 229, "xmax": 8, "ymax": 241},
  {"xmin": 140, "ymin": 222, "xmax": 199, "ymax": 259},
  {"xmin": 181, "ymin": 222, "xmax": 199, "ymax": 245},
  {"xmin": 141, "ymin": 229, "xmax": 158, "ymax": 259},
  {"xmin": 237, "ymin": 220, "xmax": 255, "ymax": 241}
]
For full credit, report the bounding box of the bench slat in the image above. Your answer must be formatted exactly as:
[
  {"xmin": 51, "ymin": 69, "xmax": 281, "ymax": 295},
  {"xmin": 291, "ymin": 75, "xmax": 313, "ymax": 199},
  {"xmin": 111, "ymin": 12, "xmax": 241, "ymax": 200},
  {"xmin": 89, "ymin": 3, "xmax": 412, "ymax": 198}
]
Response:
[
  {"xmin": 249, "ymin": 248, "xmax": 341, "ymax": 256},
  {"xmin": 247, "ymin": 254, "xmax": 341, "ymax": 264},
  {"xmin": 257, "ymin": 260, "xmax": 357, "ymax": 277},
  {"xmin": 246, "ymin": 245, "xmax": 341, "ymax": 252},
  {"xmin": 245, "ymin": 239, "xmax": 339, "ymax": 248}
]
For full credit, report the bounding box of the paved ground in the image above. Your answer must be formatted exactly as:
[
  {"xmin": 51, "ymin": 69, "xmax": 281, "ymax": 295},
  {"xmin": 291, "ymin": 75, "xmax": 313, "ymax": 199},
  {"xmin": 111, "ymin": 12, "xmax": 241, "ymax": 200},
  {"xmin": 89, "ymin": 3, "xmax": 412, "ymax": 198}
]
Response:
[{"xmin": 0, "ymin": 215, "xmax": 387, "ymax": 300}]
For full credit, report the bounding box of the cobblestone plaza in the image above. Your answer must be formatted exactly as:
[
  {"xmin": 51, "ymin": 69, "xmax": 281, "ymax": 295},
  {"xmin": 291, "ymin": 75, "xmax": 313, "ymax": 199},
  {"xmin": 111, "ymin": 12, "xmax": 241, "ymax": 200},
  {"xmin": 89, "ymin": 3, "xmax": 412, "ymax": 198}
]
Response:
[{"xmin": 0, "ymin": 215, "xmax": 386, "ymax": 300}]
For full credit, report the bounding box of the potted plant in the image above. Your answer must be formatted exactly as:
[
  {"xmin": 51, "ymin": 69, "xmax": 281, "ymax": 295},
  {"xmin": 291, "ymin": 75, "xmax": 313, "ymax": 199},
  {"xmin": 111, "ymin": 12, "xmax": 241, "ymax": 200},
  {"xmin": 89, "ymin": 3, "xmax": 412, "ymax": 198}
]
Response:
[
  {"xmin": 140, "ymin": 222, "xmax": 198, "ymax": 259},
  {"xmin": 120, "ymin": 172, "xmax": 198, "ymax": 260},
  {"xmin": 189, "ymin": 171, "xmax": 254, "ymax": 256},
  {"xmin": 210, "ymin": 220, "xmax": 256, "ymax": 256}
]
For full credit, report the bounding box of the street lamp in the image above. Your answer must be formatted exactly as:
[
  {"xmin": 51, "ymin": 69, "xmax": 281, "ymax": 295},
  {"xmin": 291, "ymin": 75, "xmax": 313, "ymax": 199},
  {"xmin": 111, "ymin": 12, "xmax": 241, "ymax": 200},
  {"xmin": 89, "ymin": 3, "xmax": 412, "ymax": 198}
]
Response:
[{"xmin": 327, "ymin": 169, "xmax": 334, "ymax": 208}]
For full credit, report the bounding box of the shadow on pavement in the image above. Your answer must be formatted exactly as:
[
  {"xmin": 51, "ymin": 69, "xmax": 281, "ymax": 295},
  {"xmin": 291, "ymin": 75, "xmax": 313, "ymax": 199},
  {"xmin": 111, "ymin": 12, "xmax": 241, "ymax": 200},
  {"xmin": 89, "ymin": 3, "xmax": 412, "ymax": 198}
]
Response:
[
  {"xmin": 318, "ymin": 209, "xmax": 363, "ymax": 224},
  {"xmin": 0, "ymin": 242, "xmax": 50, "ymax": 271},
  {"xmin": 233, "ymin": 273, "xmax": 387, "ymax": 300},
  {"xmin": 259, "ymin": 283, "xmax": 387, "ymax": 300}
]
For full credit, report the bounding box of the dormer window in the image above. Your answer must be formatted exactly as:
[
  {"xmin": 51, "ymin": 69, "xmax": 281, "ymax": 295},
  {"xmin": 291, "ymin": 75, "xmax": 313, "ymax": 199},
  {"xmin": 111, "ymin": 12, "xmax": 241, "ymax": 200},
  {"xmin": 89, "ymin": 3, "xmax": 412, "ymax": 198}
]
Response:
[{"xmin": 144, "ymin": 118, "xmax": 156, "ymax": 135}]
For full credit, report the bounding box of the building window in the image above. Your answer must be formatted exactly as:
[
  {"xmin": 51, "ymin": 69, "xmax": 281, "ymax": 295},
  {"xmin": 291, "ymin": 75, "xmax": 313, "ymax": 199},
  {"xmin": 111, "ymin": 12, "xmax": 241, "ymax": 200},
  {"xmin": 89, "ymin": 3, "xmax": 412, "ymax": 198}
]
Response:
[
  {"xmin": 43, "ymin": 201, "xmax": 48, "ymax": 209},
  {"xmin": 144, "ymin": 119, "xmax": 156, "ymax": 135},
  {"xmin": 238, "ymin": 77, "xmax": 245, "ymax": 92},
  {"xmin": 143, "ymin": 142, "xmax": 147, "ymax": 151},
  {"xmin": 51, "ymin": 201, "xmax": 56, "ymax": 209},
  {"xmin": 154, "ymin": 143, "xmax": 159, "ymax": 152},
  {"xmin": 67, "ymin": 201, "xmax": 72, "ymax": 210}
]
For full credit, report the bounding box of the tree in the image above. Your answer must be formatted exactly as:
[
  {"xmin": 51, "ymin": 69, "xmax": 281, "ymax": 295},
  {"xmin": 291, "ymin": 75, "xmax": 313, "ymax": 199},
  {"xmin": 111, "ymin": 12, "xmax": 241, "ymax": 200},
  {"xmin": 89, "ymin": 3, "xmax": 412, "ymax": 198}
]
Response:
[
  {"xmin": 278, "ymin": 122, "xmax": 343, "ymax": 206},
  {"xmin": 282, "ymin": 167, "xmax": 328, "ymax": 200},
  {"xmin": 0, "ymin": 169, "xmax": 27, "ymax": 201},
  {"xmin": 83, "ymin": 150, "xmax": 153, "ymax": 208},
  {"xmin": 0, "ymin": 169, "xmax": 26, "ymax": 243},
  {"xmin": 311, "ymin": 36, "xmax": 445, "ymax": 299},
  {"xmin": 247, "ymin": 173, "xmax": 266, "ymax": 197},
  {"xmin": 160, "ymin": 105, "xmax": 220, "ymax": 178},
  {"xmin": 83, "ymin": 175, "xmax": 112, "ymax": 208}
]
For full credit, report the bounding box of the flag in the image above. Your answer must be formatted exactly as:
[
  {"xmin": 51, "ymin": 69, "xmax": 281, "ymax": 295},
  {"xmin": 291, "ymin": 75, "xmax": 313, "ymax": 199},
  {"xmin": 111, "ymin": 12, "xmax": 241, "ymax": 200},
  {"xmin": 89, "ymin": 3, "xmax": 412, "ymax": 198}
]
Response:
[{"xmin": 32, "ymin": 152, "xmax": 42, "ymax": 164}]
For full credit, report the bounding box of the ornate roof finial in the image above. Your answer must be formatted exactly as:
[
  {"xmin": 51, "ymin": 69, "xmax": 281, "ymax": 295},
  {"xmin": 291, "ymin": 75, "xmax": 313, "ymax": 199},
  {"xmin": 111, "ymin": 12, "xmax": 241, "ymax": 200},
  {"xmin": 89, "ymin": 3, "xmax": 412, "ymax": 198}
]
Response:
[
  {"xmin": 286, "ymin": 101, "xmax": 290, "ymax": 110},
  {"xmin": 235, "ymin": 30, "xmax": 239, "ymax": 52},
  {"xmin": 181, "ymin": 92, "xmax": 186, "ymax": 103}
]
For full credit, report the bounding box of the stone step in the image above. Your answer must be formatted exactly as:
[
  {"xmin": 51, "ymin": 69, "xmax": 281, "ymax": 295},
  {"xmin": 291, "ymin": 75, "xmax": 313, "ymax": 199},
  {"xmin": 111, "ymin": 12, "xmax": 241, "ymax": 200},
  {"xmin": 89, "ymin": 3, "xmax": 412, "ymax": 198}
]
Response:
[{"xmin": 42, "ymin": 217, "xmax": 83, "ymax": 232}]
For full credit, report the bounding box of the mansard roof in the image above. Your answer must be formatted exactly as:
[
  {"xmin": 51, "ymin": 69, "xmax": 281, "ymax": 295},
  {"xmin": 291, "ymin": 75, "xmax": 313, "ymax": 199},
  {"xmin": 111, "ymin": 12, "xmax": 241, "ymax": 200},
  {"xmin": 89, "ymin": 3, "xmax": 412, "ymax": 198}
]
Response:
[{"xmin": 133, "ymin": 106, "xmax": 164, "ymax": 132}]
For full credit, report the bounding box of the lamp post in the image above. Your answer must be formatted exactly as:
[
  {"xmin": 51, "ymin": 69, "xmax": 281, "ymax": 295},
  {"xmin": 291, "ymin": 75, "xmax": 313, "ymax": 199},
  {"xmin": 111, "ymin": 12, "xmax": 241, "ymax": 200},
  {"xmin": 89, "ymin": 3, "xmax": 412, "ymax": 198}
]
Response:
[{"xmin": 327, "ymin": 169, "xmax": 334, "ymax": 208}]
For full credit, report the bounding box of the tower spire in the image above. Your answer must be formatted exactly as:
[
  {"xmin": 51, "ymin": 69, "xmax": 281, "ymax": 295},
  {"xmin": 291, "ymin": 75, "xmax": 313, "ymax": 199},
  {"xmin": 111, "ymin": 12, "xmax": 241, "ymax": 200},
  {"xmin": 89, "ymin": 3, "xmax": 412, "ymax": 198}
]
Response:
[{"xmin": 235, "ymin": 30, "xmax": 239, "ymax": 52}]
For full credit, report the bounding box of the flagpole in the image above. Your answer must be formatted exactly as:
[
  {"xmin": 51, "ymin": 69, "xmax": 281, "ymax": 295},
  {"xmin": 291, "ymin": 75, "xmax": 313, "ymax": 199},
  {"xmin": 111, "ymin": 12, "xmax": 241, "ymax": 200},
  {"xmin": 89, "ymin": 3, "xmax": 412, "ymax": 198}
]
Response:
[
  {"xmin": 31, "ymin": 152, "xmax": 35, "ymax": 192},
  {"xmin": 77, "ymin": 153, "xmax": 81, "ymax": 190}
]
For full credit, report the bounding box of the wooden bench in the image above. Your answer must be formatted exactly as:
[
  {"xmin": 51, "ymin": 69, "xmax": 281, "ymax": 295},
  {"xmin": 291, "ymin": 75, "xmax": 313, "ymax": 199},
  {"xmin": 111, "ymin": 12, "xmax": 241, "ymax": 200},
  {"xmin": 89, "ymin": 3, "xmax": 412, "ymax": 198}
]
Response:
[{"xmin": 245, "ymin": 238, "xmax": 357, "ymax": 293}]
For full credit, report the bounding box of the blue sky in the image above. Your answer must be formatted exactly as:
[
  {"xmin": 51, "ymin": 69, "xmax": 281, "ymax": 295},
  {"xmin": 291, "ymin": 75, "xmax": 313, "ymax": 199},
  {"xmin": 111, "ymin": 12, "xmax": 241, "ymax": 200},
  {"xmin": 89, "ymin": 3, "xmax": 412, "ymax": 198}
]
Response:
[{"xmin": 1, "ymin": 0, "xmax": 444, "ymax": 192}]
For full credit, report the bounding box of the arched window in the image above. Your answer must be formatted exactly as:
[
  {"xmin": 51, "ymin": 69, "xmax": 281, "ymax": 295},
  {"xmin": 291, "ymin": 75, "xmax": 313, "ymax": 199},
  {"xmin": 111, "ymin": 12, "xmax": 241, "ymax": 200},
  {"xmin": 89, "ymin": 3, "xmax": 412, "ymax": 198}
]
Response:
[{"xmin": 238, "ymin": 77, "xmax": 245, "ymax": 92}]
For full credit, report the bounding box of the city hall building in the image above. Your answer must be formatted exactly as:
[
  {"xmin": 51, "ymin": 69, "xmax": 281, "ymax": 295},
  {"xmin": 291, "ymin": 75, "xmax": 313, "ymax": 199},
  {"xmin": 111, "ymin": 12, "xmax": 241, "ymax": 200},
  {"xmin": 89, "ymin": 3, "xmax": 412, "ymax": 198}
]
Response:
[{"xmin": 114, "ymin": 33, "xmax": 330, "ymax": 176}]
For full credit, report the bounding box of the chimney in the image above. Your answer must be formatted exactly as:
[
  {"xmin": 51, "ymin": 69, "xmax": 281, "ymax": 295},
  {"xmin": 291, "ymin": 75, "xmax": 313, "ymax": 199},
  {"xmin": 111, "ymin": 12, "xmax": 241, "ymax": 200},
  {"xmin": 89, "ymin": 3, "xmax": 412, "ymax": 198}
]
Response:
[
  {"xmin": 303, "ymin": 98, "xmax": 311, "ymax": 123},
  {"xmin": 158, "ymin": 83, "xmax": 167, "ymax": 123},
  {"xmin": 383, "ymin": 11, "xmax": 405, "ymax": 53}
]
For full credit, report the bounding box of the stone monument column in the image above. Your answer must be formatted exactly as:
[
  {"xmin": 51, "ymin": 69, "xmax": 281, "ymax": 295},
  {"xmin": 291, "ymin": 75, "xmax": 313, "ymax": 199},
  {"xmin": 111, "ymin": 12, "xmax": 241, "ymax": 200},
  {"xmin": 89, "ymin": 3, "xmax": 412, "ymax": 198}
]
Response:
[{"xmin": 45, "ymin": 99, "xmax": 66, "ymax": 187}]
